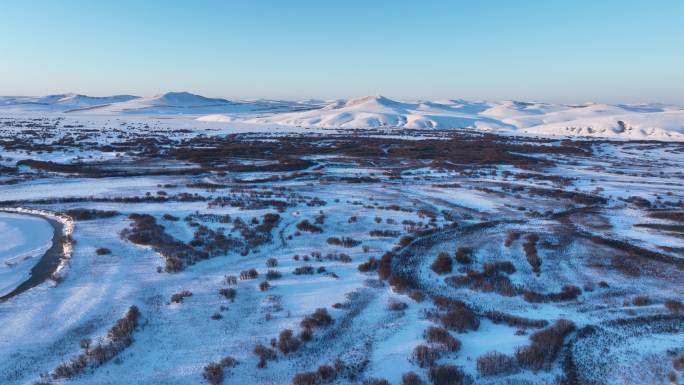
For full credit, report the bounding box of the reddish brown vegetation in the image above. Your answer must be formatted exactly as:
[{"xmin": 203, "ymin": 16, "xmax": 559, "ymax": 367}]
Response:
[{"xmin": 431, "ymin": 252, "xmax": 453, "ymax": 274}]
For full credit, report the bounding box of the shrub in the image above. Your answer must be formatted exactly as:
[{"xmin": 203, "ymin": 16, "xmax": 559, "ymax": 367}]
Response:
[
  {"xmin": 317, "ymin": 364, "xmax": 336, "ymax": 382},
  {"xmin": 297, "ymin": 219, "xmax": 323, "ymax": 233},
  {"xmin": 428, "ymin": 365, "xmax": 467, "ymax": 385},
  {"xmin": 523, "ymin": 234, "xmax": 541, "ymax": 274},
  {"xmin": 240, "ymin": 268, "xmax": 259, "ymax": 280},
  {"xmin": 476, "ymin": 351, "xmax": 518, "ymax": 376},
  {"xmin": 253, "ymin": 344, "xmax": 276, "ymax": 368},
  {"xmin": 377, "ymin": 252, "xmax": 394, "ymax": 280},
  {"xmin": 65, "ymin": 208, "xmax": 118, "ymax": 220},
  {"xmin": 95, "ymin": 247, "xmax": 111, "ymax": 255},
  {"xmin": 266, "ymin": 270, "xmax": 282, "ymax": 280},
  {"xmin": 327, "ymin": 237, "xmax": 361, "ymax": 248},
  {"xmin": 388, "ymin": 300, "xmax": 409, "ymax": 311},
  {"xmin": 413, "ymin": 344, "xmax": 438, "ymax": 368},
  {"xmin": 388, "ymin": 273, "xmax": 411, "ymax": 293},
  {"xmin": 292, "ymin": 372, "xmax": 319, "ymax": 385},
  {"xmin": 203, "ymin": 362, "xmax": 224, "ymax": 385},
  {"xmin": 425, "ymin": 327, "xmax": 461, "ymax": 352},
  {"xmin": 266, "ymin": 258, "xmax": 278, "ymax": 267},
  {"xmin": 431, "ymin": 252, "xmax": 453, "ymax": 274},
  {"xmin": 294, "ymin": 266, "xmax": 315, "ymax": 275},
  {"xmin": 409, "ymin": 291, "xmax": 425, "ymax": 303},
  {"xmin": 504, "ymin": 231, "xmax": 521, "ymax": 247},
  {"xmin": 278, "ymin": 329, "xmax": 301, "ymax": 354},
  {"xmin": 454, "ymin": 247, "xmax": 473, "ymax": 264},
  {"xmin": 219, "ymin": 288, "xmax": 237, "ymax": 302},
  {"xmin": 358, "ymin": 257, "xmax": 379, "ymax": 272},
  {"xmin": 402, "ymin": 372, "xmax": 425, "ymax": 385},
  {"xmin": 632, "ymin": 296, "xmax": 650, "ymax": 306},
  {"xmin": 666, "ymin": 299, "xmax": 684, "ymax": 312},
  {"xmin": 363, "ymin": 379, "xmax": 390, "ymax": 385},
  {"xmin": 170, "ymin": 290, "xmax": 192, "ymax": 303},
  {"xmin": 515, "ymin": 319, "xmax": 575, "ymax": 370},
  {"xmin": 259, "ymin": 281, "xmax": 271, "ymax": 291},
  {"xmin": 224, "ymin": 275, "xmax": 238, "ymax": 285},
  {"xmin": 301, "ymin": 308, "xmax": 333, "ymax": 329}
]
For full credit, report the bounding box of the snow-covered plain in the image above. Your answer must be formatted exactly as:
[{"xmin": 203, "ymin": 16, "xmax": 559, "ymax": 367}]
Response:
[{"xmin": 0, "ymin": 97, "xmax": 683, "ymax": 385}]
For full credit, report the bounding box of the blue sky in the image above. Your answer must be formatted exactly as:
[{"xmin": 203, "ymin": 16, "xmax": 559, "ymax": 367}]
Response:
[{"xmin": 1, "ymin": 0, "xmax": 683, "ymax": 103}]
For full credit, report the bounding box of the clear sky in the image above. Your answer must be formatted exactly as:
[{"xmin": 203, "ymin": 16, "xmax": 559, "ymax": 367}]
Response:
[{"xmin": 1, "ymin": 0, "xmax": 683, "ymax": 103}]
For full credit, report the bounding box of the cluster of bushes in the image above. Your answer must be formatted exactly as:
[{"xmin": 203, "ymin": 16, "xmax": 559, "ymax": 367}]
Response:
[
  {"xmin": 424, "ymin": 326, "xmax": 461, "ymax": 352},
  {"xmin": 454, "ymin": 247, "xmax": 473, "ymax": 264},
  {"xmin": 483, "ymin": 311, "xmax": 549, "ymax": 328},
  {"xmin": 369, "ymin": 229, "xmax": 400, "ymax": 237},
  {"xmin": 428, "ymin": 296, "xmax": 479, "ymax": 332},
  {"xmin": 523, "ymin": 285, "xmax": 581, "ymax": 303},
  {"xmin": 240, "ymin": 268, "xmax": 259, "ymax": 280},
  {"xmin": 445, "ymin": 261, "xmax": 518, "ymax": 297},
  {"xmin": 515, "ymin": 319, "xmax": 575, "ymax": 370},
  {"xmin": 297, "ymin": 219, "xmax": 323, "ymax": 233},
  {"xmin": 95, "ymin": 247, "xmax": 111, "ymax": 255},
  {"xmin": 358, "ymin": 257, "xmax": 378, "ymax": 272},
  {"xmin": 121, "ymin": 213, "xmax": 206, "ymax": 272},
  {"xmin": 477, "ymin": 351, "xmax": 518, "ymax": 376},
  {"xmin": 522, "ymin": 234, "xmax": 541, "ymax": 274},
  {"xmin": 253, "ymin": 344, "xmax": 277, "ymax": 368},
  {"xmin": 53, "ymin": 306, "xmax": 140, "ymax": 379},
  {"xmin": 203, "ymin": 356, "xmax": 237, "ymax": 385},
  {"xmin": 65, "ymin": 208, "xmax": 118, "ymax": 220},
  {"xmin": 219, "ymin": 288, "xmax": 237, "ymax": 302},
  {"xmin": 294, "ymin": 266, "xmax": 315, "ymax": 275},
  {"xmin": 292, "ymin": 360, "xmax": 347, "ymax": 385},
  {"xmin": 504, "ymin": 231, "xmax": 521, "ymax": 247},
  {"xmin": 431, "ymin": 252, "xmax": 453, "ymax": 274},
  {"xmin": 327, "ymin": 237, "xmax": 361, "ymax": 248},
  {"xmin": 429, "ymin": 365, "xmax": 469, "ymax": 385},
  {"xmin": 170, "ymin": 290, "xmax": 192, "ymax": 304}
]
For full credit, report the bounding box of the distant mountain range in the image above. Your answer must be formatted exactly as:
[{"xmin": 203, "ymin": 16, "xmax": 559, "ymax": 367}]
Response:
[{"xmin": 1, "ymin": 92, "xmax": 683, "ymax": 141}]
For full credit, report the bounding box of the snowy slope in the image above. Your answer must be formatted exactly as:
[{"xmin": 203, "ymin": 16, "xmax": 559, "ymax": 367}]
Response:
[
  {"xmin": 0, "ymin": 93, "xmax": 140, "ymax": 112},
  {"xmin": 208, "ymin": 95, "xmax": 684, "ymax": 140}
]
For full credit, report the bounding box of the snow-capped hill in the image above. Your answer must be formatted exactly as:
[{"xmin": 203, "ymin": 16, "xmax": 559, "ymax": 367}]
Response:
[
  {"xmin": 0, "ymin": 93, "xmax": 141, "ymax": 112},
  {"xmin": 234, "ymin": 96, "xmax": 514, "ymax": 130},
  {"xmin": 146, "ymin": 91, "xmax": 230, "ymax": 107}
]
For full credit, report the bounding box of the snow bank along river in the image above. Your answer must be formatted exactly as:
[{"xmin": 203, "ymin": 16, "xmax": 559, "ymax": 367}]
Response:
[{"xmin": 0, "ymin": 211, "xmax": 56, "ymax": 299}]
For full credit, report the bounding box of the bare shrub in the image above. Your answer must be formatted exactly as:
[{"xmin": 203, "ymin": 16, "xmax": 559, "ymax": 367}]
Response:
[
  {"xmin": 327, "ymin": 236, "xmax": 361, "ymax": 248},
  {"xmin": 377, "ymin": 252, "xmax": 394, "ymax": 280},
  {"xmin": 522, "ymin": 234, "xmax": 541, "ymax": 274},
  {"xmin": 425, "ymin": 326, "xmax": 461, "ymax": 352},
  {"xmin": 240, "ymin": 268, "xmax": 259, "ymax": 280},
  {"xmin": 266, "ymin": 258, "xmax": 278, "ymax": 267},
  {"xmin": 363, "ymin": 379, "xmax": 391, "ymax": 385},
  {"xmin": 409, "ymin": 291, "xmax": 425, "ymax": 303},
  {"xmin": 278, "ymin": 329, "xmax": 301, "ymax": 354},
  {"xmin": 254, "ymin": 344, "xmax": 276, "ymax": 368},
  {"xmin": 224, "ymin": 275, "xmax": 238, "ymax": 285},
  {"xmin": 297, "ymin": 219, "xmax": 323, "ymax": 233},
  {"xmin": 413, "ymin": 344, "xmax": 438, "ymax": 368},
  {"xmin": 219, "ymin": 288, "xmax": 237, "ymax": 302},
  {"xmin": 292, "ymin": 372, "xmax": 318, "ymax": 385},
  {"xmin": 317, "ymin": 364, "xmax": 336, "ymax": 382},
  {"xmin": 402, "ymin": 372, "xmax": 425, "ymax": 385},
  {"xmin": 631, "ymin": 295, "xmax": 650, "ymax": 306},
  {"xmin": 388, "ymin": 300, "xmax": 409, "ymax": 311},
  {"xmin": 515, "ymin": 319, "xmax": 575, "ymax": 370},
  {"xmin": 301, "ymin": 308, "xmax": 333, "ymax": 329},
  {"xmin": 476, "ymin": 351, "xmax": 518, "ymax": 376},
  {"xmin": 431, "ymin": 252, "xmax": 453, "ymax": 274},
  {"xmin": 504, "ymin": 231, "xmax": 521, "ymax": 247},
  {"xmin": 428, "ymin": 365, "xmax": 467, "ymax": 385},
  {"xmin": 358, "ymin": 257, "xmax": 379, "ymax": 272},
  {"xmin": 454, "ymin": 247, "xmax": 473, "ymax": 264},
  {"xmin": 170, "ymin": 290, "xmax": 192, "ymax": 304},
  {"xmin": 266, "ymin": 270, "xmax": 282, "ymax": 280},
  {"xmin": 665, "ymin": 299, "xmax": 684, "ymax": 312},
  {"xmin": 294, "ymin": 265, "xmax": 315, "ymax": 275},
  {"xmin": 203, "ymin": 357, "xmax": 237, "ymax": 385},
  {"xmin": 95, "ymin": 247, "xmax": 111, "ymax": 255},
  {"xmin": 259, "ymin": 281, "xmax": 271, "ymax": 291}
]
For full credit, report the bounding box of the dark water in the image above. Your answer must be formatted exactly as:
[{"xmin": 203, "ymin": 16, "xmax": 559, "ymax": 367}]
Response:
[{"xmin": 0, "ymin": 215, "xmax": 65, "ymax": 302}]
